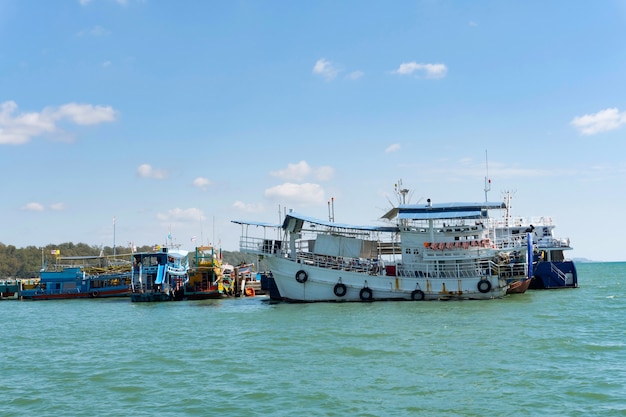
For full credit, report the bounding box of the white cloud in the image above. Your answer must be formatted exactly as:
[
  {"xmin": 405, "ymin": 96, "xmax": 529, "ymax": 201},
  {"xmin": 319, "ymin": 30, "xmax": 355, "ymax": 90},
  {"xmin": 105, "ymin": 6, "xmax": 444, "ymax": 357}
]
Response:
[
  {"xmin": 571, "ymin": 108, "xmax": 626, "ymax": 135},
  {"xmin": 270, "ymin": 160, "xmax": 334, "ymax": 181},
  {"xmin": 392, "ymin": 62, "xmax": 448, "ymax": 79},
  {"xmin": 156, "ymin": 207, "xmax": 206, "ymax": 222},
  {"xmin": 385, "ymin": 144, "xmax": 401, "ymax": 153},
  {"xmin": 270, "ymin": 160, "xmax": 312, "ymax": 181},
  {"xmin": 137, "ymin": 164, "xmax": 168, "ymax": 179},
  {"xmin": 0, "ymin": 100, "xmax": 118, "ymax": 145},
  {"xmin": 22, "ymin": 202, "xmax": 45, "ymax": 212},
  {"xmin": 264, "ymin": 183, "xmax": 326, "ymax": 206},
  {"xmin": 48, "ymin": 103, "xmax": 117, "ymax": 125},
  {"xmin": 347, "ymin": 70, "xmax": 364, "ymax": 80},
  {"xmin": 232, "ymin": 201, "xmax": 265, "ymax": 213},
  {"xmin": 314, "ymin": 166, "xmax": 334, "ymax": 181},
  {"xmin": 313, "ymin": 58, "xmax": 340, "ymax": 81},
  {"xmin": 193, "ymin": 177, "xmax": 212, "ymax": 191},
  {"xmin": 50, "ymin": 203, "xmax": 66, "ymax": 211}
]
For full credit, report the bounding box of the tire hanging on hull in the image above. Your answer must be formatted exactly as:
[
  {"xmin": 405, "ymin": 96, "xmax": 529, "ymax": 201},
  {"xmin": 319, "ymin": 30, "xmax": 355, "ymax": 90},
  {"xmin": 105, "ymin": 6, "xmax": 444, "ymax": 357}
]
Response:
[
  {"xmin": 359, "ymin": 287, "xmax": 373, "ymax": 301},
  {"xmin": 477, "ymin": 279, "xmax": 492, "ymax": 293},
  {"xmin": 411, "ymin": 289, "xmax": 425, "ymax": 301},
  {"xmin": 295, "ymin": 270, "xmax": 308, "ymax": 283},
  {"xmin": 333, "ymin": 283, "xmax": 347, "ymax": 297}
]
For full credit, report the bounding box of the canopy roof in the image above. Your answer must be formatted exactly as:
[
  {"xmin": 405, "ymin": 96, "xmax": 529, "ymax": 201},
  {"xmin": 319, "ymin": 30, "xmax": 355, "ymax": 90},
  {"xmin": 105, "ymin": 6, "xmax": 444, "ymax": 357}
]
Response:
[
  {"xmin": 232, "ymin": 213, "xmax": 397, "ymax": 233},
  {"xmin": 383, "ymin": 202, "xmax": 506, "ymax": 221}
]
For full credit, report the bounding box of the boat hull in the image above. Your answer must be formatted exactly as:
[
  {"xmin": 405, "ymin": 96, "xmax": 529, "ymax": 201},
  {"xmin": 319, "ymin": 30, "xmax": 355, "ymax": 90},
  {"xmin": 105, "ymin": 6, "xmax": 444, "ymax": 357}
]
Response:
[
  {"xmin": 506, "ymin": 278, "xmax": 532, "ymax": 294},
  {"xmin": 265, "ymin": 258, "xmax": 507, "ymax": 302},
  {"xmin": 20, "ymin": 286, "xmax": 130, "ymax": 300},
  {"xmin": 184, "ymin": 291, "xmax": 225, "ymax": 300},
  {"xmin": 130, "ymin": 291, "xmax": 174, "ymax": 302},
  {"xmin": 530, "ymin": 261, "xmax": 578, "ymax": 289}
]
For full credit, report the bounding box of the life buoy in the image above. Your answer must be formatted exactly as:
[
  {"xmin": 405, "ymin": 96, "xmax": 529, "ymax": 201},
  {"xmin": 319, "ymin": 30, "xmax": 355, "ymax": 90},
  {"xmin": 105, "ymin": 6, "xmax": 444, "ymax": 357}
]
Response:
[
  {"xmin": 477, "ymin": 280, "xmax": 492, "ymax": 293},
  {"xmin": 245, "ymin": 287, "xmax": 255, "ymax": 297},
  {"xmin": 333, "ymin": 283, "xmax": 347, "ymax": 297},
  {"xmin": 295, "ymin": 270, "xmax": 308, "ymax": 283},
  {"xmin": 359, "ymin": 287, "xmax": 373, "ymax": 301},
  {"xmin": 91, "ymin": 290, "xmax": 99, "ymax": 298},
  {"xmin": 411, "ymin": 289, "xmax": 425, "ymax": 301}
]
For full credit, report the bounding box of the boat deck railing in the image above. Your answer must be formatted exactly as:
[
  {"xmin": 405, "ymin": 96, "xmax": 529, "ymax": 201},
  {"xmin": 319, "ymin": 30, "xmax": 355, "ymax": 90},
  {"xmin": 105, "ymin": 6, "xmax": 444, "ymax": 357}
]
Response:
[
  {"xmin": 239, "ymin": 236, "xmax": 285, "ymax": 255},
  {"xmin": 550, "ymin": 263, "xmax": 569, "ymax": 283},
  {"xmin": 396, "ymin": 259, "xmax": 501, "ymax": 279},
  {"xmin": 537, "ymin": 237, "xmax": 572, "ymax": 249},
  {"xmin": 295, "ymin": 252, "xmax": 379, "ymax": 274},
  {"xmin": 487, "ymin": 216, "xmax": 555, "ymax": 228}
]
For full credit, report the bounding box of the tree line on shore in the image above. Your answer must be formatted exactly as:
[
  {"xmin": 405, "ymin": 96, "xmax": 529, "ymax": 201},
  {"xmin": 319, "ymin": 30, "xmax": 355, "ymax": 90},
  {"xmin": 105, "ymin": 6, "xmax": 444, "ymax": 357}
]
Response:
[{"xmin": 0, "ymin": 242, "xmax": 253, "ymax": 279}]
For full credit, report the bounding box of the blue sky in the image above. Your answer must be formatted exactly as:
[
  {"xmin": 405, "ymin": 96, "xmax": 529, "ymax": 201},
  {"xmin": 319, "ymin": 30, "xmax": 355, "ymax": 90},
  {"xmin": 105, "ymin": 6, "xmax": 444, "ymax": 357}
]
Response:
[{"xmin": 1, "ymin": 0, "xmax": 625, "ymax": 262}]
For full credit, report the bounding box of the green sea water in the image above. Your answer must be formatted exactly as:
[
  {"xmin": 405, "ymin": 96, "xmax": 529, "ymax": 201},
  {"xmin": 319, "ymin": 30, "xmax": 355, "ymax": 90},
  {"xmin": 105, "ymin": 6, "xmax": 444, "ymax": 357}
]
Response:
[{"xmin": 0, "ymin": 262, "xmax": 624, "ymax": 416}]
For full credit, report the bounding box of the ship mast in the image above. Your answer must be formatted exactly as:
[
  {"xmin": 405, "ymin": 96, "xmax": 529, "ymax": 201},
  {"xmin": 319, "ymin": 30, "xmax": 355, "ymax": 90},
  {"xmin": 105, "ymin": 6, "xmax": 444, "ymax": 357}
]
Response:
[{"xmin": 484, "ymin": 150, "xmax": 491, "ymax": 202}]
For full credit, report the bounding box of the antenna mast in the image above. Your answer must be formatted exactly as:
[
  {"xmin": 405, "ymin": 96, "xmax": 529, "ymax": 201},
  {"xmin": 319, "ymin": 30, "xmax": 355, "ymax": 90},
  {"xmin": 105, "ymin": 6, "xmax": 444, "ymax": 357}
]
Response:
[
  {"xmin": 395, "ymin": 179, "xmax": 409, "ymax": 204},
  {"xmin": 484, "ymin": 150, "xmax": 491, "ymax": 202}
]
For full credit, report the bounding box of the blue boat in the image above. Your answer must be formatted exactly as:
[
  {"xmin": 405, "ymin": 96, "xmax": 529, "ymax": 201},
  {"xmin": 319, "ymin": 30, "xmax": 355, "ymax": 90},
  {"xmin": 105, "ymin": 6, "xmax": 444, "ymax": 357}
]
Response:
[
  {"xmin": 20, "ymin": 255, "xmax": 133, "ymax": 300},
  {"xmin": 493, "ymin": 192, "xmax": 577, "ymax": 290},
  {"xmin": 130, "ymin": 247, "xmax": 189, "ymax": 302},
  {"xmin": 529, "ymin": 235, "xmax": 578, "ymax": 289},
  {"xmin": 0, "ymin": 279, "xmax": 20, "ymax": 299}
]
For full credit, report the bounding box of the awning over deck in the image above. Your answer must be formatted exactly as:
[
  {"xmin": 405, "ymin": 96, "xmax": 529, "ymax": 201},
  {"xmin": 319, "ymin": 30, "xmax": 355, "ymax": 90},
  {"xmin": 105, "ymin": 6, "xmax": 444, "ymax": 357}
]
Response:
[
  {"xmin": 279, "ymin": 212, "xmax": 398, "ymax": 233},
  {"xmin": 383, "ymin": 202, "xmax": 506, "ymax": 221}
]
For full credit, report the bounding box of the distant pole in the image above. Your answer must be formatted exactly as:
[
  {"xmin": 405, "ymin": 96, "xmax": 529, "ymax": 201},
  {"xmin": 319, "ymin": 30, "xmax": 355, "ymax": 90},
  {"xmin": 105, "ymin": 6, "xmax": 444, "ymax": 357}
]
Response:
[
  {"xmin": 113, "ymin": 216, "xmax": 116, "ymax": 256},
  {"xmin": 484, "ymin": 150, "xmax": 491, "ymax": 202}
]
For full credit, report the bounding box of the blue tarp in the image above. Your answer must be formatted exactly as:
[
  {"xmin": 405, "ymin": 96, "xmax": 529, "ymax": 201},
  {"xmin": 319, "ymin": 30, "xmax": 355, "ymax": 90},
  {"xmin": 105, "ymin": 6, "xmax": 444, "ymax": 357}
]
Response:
[{"xmin": 155, "ymin": 264, "xmax": 165, "ymax": 284}]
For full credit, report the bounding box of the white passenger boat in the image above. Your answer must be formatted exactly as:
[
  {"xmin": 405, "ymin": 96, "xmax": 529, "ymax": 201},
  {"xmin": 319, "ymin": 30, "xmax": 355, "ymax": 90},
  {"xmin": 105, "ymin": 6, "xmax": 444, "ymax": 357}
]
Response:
[{"xmin": 233, "ymin": 191, "xmax": 530, "ymax": 302}]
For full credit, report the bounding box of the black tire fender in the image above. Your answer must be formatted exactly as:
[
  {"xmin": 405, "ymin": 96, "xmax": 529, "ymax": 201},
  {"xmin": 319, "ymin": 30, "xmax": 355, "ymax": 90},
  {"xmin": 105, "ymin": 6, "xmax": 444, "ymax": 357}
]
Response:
[
  {"xmin": 359, "ymin": 287, "xmax": 373, "ymax": 301},
  {"xmin": 295, "ymin": 270, "xmax": 308, "ymax": 283},
  {"xmin": 333, "ymin": 283, "xmax": 347, "ymax": 297},
  {"xmin": 477, "ymin": 279, "xmax": 492, "ymax": 293},
  {"xmin": 411, "ymin": 289, "xmax": 425, "ymax": 301}
]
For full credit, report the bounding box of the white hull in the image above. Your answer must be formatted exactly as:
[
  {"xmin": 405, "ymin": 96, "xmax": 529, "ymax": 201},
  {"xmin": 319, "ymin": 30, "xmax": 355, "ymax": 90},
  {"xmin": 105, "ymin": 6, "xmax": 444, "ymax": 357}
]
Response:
[{"xmin": 265, "ymin": 257, "xmax": 508, "ymax": 302}]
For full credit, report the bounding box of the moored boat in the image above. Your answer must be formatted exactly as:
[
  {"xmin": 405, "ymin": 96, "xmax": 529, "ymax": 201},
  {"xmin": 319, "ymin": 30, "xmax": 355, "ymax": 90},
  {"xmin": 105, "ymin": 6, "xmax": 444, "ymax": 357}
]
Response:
[
  {"xmin": 490, "ymin": 192, "xmax": 577, "ymax": 290},
  {"xmin": 130, "ymin": 247, "xmax": 189, "ymax": 302},
  {"xmin": 0, "ymin": 279, "xmax": 20, "ymax": 299},
  {"xmin": 19, "ymin": 255, "xmax": 133, "ymax": 300},
  {"xmin": 184, "ymin": 246, "xmax": 226, "ymax": 300},
  {"xmin": 233, "ymin": 186, "xmax": 530, "ymax": 302}
]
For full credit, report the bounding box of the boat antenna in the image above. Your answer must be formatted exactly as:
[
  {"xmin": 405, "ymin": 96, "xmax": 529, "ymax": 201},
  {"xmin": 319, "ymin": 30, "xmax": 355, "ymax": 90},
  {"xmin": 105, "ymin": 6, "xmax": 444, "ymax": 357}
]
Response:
[
  {"xmin": 395, "ymin": 179, "xmax": 410, "ymax": 205},
  {"xmin": 484, "ymin": 150, "xmax": 491, "ymax": 202},
  {"xmin": 113, "ymin": 216, "xmax": 116, "ymax": 256}
]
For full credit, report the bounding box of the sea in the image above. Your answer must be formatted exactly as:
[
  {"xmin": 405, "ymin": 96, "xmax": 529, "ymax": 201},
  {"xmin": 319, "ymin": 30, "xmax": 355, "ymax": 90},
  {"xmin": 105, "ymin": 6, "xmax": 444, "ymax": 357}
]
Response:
[{"xmin": 1, "ymin": 262, "xmax": 624, "ymax": 416}]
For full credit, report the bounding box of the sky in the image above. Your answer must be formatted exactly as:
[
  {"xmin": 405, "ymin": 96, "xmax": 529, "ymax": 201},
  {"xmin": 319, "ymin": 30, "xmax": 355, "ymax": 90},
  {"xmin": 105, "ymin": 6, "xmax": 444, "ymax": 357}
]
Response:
[{"xmin": 1, "ymin": 0, "xmax": 625, "ymax": 262}]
